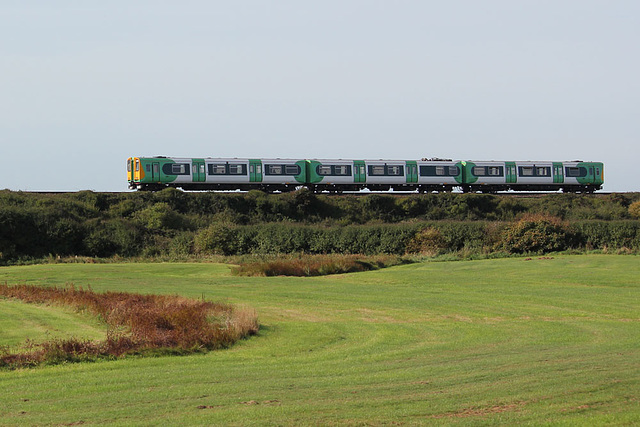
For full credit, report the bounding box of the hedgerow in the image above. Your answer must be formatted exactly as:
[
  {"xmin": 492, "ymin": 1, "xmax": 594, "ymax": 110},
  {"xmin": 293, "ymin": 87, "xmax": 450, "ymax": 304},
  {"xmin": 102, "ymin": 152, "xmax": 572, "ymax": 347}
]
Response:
[{"xmin": 1, "ymin": 190, "xmax": 639, "ymax": 263}]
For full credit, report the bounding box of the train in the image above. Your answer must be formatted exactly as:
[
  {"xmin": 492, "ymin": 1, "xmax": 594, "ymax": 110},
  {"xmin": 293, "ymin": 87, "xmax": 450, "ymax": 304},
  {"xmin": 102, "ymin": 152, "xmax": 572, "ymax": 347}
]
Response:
[{"xmin": 127, "ymin": 156, "xmax": 604, "ymax": 193}]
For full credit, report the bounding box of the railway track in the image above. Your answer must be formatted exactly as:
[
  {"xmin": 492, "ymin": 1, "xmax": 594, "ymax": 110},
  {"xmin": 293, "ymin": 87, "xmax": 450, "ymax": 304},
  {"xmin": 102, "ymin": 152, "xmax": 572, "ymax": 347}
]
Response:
[{"xmin": 22, "ymin": 190, "xmax": 618, "ymax": 197}]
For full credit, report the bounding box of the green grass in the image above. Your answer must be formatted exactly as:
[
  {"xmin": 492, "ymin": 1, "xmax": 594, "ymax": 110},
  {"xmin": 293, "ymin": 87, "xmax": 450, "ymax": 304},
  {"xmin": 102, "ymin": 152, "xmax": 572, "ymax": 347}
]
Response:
[
  {"xmin": 0, "ymin": 299, "xmax": 106, "ymax": 348},
  {"xmin": 0, "ymin": 255, "xmax": 639, "ymax": 425}
]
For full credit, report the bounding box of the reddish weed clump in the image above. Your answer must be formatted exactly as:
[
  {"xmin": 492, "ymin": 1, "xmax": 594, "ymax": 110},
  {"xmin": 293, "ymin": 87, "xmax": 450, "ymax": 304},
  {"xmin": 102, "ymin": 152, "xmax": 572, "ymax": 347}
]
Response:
[
  {"xmin": 231, "ymin": 254, "xmax": 409, "ymax": 277},
  {"xmin": 0, "ymin": 284, "xmax": 258, "ymax": 369}
]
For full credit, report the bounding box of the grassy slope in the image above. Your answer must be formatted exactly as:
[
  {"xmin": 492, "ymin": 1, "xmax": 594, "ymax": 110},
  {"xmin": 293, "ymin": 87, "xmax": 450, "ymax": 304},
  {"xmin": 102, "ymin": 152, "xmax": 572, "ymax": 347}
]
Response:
[
  {"xmin": 0, "ymin": 300, "xmax": 106, "ymax": 347},
  {"xmin": 0, "ymin": 255, "xmax": 638, "ymax": 425}
]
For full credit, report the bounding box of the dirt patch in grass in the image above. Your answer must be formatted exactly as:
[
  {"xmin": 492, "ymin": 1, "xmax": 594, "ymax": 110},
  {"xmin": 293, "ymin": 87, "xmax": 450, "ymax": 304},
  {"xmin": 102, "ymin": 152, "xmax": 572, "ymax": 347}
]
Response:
[
  {"xmin": 430, "ymin": 401, "xmax": 526, "ymax": 418},
  {"xmin": 0, "ymin": 283, "xmax": 258, "ymax": 369}
]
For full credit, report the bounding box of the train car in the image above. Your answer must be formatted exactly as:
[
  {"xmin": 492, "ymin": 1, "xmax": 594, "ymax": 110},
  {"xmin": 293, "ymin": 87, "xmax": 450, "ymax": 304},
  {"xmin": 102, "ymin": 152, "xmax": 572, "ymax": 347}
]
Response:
[
  {"xmin": 128, "ymin": 156, "xmax": 306, "ymax": 191},
  {"xmin": 461, "ymin": 160, "xmax": 604, "ymax": 192},
  {"xmin": 306, "ymin": 159, "xmax": 464, "ymax": 192}
]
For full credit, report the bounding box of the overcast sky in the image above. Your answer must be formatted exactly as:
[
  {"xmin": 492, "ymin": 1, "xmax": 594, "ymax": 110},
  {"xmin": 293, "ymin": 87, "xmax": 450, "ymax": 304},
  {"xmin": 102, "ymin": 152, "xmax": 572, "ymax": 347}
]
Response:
[{"xmin": 1, "ymin": 1, "xmax": 638, "ymax": 191}]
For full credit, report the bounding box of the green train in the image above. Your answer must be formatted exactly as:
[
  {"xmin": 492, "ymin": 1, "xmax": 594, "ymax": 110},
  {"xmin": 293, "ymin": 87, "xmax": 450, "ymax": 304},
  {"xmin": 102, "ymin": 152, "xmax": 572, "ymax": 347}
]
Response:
[{"xmin": 128, "ymin": 156, "xmax": 604, "ymax": 193}]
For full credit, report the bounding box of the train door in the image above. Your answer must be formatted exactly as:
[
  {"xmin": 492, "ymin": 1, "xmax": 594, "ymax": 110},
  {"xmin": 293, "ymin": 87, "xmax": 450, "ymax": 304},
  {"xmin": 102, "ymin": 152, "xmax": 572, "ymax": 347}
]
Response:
[
  {"xmin": 249, "ymin": 159, "xmax": 263, "ymax": 182},
  {"xmin": 405, "ymin": 161, "xmax": 418, "ymax": 183},
  {"xmin": 134, "ymin": 158, "xmax": 142, "ymax": 182},
  {"xmin": 192, "ymin": 159, "xmax": 206, "ymax": 182},
  {"xmin": 152, "ymin": 162, "xmax": 160, "ymax": 182},
  {"xmin": 505, "ymin": 162, "xmax": 517, "ymax": 184},
  {"xmin": 353, "ymin": 160, "xmax": 366, "ymax": 183},
  {"xmin": 127, "ymin": 158, "xmax": 133, "ymax": 182},
  {"xmin": 586, "ymin": 164, "xmax": 595, "ymax": 183},
  {"xmin": 593, "ymin": 163, "xmax": 604, "ymax": 186},
  {"xmin": 553, "ymin": 162, "xmax": 564, "ymax": 184}
]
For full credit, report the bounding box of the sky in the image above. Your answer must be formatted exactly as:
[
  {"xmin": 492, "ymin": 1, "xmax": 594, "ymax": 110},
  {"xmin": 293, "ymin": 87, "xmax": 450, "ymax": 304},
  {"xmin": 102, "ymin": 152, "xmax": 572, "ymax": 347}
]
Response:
[{"xmin": 1, "ymin": 1, "xmax": 638, "ymax": 192}]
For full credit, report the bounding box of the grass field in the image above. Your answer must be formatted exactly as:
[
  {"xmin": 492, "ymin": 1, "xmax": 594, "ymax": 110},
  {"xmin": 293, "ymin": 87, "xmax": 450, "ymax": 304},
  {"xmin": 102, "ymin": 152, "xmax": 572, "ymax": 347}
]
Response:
[
  {"xmin": 0, "ymin": 255, "xmax": 638, "ymax": 425},
  {"xmin": 0, "ymin": 299, "xmax": 106, "ymax": 348}
]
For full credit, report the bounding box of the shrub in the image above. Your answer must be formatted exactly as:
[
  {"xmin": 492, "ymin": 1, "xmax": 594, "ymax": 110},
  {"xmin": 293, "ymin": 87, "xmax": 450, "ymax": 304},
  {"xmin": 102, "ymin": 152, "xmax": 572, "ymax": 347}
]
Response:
[
  {"xmin": 405, "ymin": 227, "xmax": 446, "ymax": 255},
  {"xmin": 135, "ymin": 202, "xmax": 187, "ymax": 230},
  {"xmin": 501, "ymin": 214, "xmax": 570, "ymax": 254},
  {"xmin": 194, "ymin": 223, "xmax": 238, "ymax": 255},
  {"xmin": 168, "ymin": 232, "xmax": 196, "ymax": 256},
  {"xmin": 629, "ymin": 201, "xmax": 640, "ymax": 219},
  {"xmin": 83, "ymin": 219, "xmax": 144, "ymax": 257}
]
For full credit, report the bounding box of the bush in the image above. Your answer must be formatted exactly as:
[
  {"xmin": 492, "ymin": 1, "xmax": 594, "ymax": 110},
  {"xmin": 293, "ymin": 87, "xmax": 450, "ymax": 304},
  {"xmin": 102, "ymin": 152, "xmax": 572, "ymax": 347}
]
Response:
[
  {"xmin": 194, "ymin": 223, "xmax": 239, "ymax": 255},
  {"xmin": 501, "ymin": 214, "xmax": 570, "ymax": 254},
  {"xmin": 405, "ymin": 227, "xmax": 446, "ymax": 255},
  {"xmin": 629, "ymin": 201, "xmax": 640, "ymax": 219},
  {"xmin": 83, "ymin": 219, "xmax": 144, "ymax": 257},
  {"xmin": 135, "ymin": 202, "xmax": 187, "ymax": 230},
  {"xmin": 168, "ymin": 232, "xmax": 196, "ymax": 256}
]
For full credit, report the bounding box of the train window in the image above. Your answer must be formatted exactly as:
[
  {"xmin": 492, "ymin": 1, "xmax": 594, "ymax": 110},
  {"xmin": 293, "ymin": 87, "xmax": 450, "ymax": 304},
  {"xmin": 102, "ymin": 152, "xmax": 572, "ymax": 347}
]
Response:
[
  {"xmin": 162, "ymin": 163, "xmax": 189, "ymax": 175},
  {"xmin": 419, "ymin": 166, "xmax": 432, "ymax": 176},
  {"xmin": 420, "ymin": 165, "xmax": 457, "ymax": 176},
  {"xmin": 387, "ymin": 165, "xmax": 403, "ymax": 176},
  {"xmin": 173, "ymin": 164, "xmax": 186, "ymax": 174},
  {"xmin": 473, "ymin": 167, "xmax": 486, "ymax": 176},
  {"xmin": 370, "ymin": 166, "xmax": 385, "ymax": 175},
  {"xmin": 335, "ymin": 165, "xmax": 351, "ymax": 175},
  {"xmin": 229, "ymin": 164, "xmax": 246, "ymax": 175},
  {"xmin": 318, "ymin": 165, "xmax": 332, "ymax": 175},
  {"xmin": 127, "ymin": 162, "xmax": 131, "ymax": 172},
  {"xmin": 520, "ymin": 167, "xmax": 534, "ymax": 176},
  {"xmin": 135, "ymin": 161, "xmax": 140, "ymax": 172},
  {"xmin": 595, "ymin": 168, "xmax": 600, "ymax": 176},
  {"xmin": 537, "ymin": 167, "xmax": 550, "ymax": 176},
  {"xmin": 488, "ymin": 167, "xmax": 503, "ymax": 176},
  {"xmin": 210, "ymin": 164, "xmax": 227, "ymax": 175},
  {"xmin": 565, "ymin": 167, "xmax": 584, "ymax": 177},
  {"xmin": 285, "ymin": 165, "xmax": 300, "ymax": 175},
  {"xmin": 267, "ymin": 165, "xmax": 283, "ymax": 175},
  {"xmin": 146, "ymin": 164, "xmax": 151, "ymax": 172}
]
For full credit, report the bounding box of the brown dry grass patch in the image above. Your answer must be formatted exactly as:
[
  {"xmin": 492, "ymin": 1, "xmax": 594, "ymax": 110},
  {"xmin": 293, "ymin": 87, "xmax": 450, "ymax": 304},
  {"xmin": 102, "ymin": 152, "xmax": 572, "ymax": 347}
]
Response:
[
  {"xmin": 231, "ymin": 254, "xmax": 410, "ymax": 277},
  {"xmin": 0, "ymin": 283, "xmax": 258, "ymax": 369}
]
